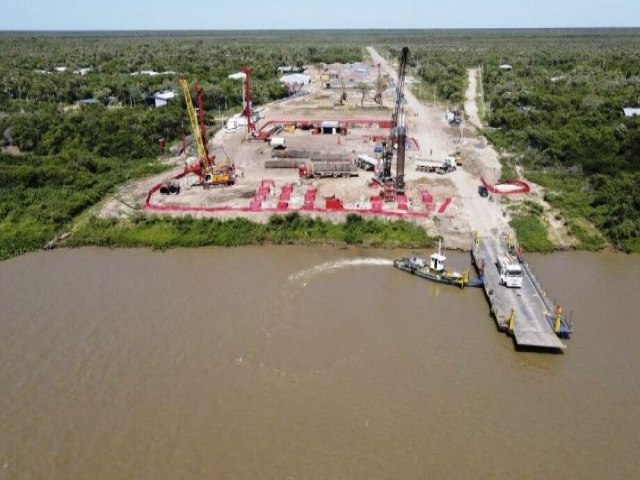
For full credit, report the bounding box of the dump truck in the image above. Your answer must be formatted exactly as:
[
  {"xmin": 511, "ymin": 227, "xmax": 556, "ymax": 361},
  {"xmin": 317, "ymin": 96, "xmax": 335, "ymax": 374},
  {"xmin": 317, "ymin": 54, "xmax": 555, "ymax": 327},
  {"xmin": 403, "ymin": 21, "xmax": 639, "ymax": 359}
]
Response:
[
  {"xmin": 299, "ymin": 160, "xmax": 358, "ymax": 179},
  {"xmin": 415, "ymin": 156, "xmax": 457, "ymax": 174}
]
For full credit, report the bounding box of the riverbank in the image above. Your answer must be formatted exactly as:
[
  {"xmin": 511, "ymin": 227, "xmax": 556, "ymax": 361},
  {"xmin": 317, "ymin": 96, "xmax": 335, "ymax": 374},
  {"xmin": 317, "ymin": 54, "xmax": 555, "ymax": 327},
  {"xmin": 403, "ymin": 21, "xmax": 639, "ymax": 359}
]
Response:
[{"xmin": 66, "ymin": 213, "xmax": 435, "ymax": 251}]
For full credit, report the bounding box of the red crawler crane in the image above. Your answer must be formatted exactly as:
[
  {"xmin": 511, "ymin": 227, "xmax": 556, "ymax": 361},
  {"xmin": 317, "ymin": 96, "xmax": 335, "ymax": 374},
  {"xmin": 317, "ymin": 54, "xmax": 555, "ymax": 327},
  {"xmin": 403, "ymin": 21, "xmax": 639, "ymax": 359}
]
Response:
[{"xmin": 242, "ymin": 66, "xmax": 256, "ymax": 134}]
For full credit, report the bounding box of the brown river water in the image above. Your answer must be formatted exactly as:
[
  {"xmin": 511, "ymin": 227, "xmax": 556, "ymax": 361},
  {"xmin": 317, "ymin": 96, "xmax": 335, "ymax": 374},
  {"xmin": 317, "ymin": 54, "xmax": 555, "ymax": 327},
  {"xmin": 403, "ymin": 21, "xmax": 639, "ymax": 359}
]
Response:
[{"xmin": 0, "ymin": 246, "xmax": 639, "ymax": 479}]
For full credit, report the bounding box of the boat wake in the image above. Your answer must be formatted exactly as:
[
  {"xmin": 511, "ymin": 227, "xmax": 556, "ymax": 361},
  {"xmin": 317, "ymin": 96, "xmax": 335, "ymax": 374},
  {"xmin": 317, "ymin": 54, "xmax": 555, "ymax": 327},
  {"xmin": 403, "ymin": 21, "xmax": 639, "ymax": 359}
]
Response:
[{"xmin": 288, "ymin": 258, "xmax": 393, "ymax": 286}]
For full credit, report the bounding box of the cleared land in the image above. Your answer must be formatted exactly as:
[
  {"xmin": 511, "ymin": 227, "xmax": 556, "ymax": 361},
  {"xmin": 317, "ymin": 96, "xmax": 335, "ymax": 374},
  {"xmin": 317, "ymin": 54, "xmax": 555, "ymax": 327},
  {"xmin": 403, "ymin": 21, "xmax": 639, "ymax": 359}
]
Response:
[{"xmin": 103, "ymin": 48, "xmax": 539, "ymax": 250}]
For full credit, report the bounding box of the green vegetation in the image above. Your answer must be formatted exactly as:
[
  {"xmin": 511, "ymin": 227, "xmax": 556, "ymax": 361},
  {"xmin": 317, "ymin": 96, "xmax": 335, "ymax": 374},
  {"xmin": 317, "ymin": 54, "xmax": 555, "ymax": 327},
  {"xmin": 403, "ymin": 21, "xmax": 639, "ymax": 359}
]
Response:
[
  {"xmin": 590, "ymin": 172, "xmax": 640, "ymax": 252},
  {"xmin": 476, "ymin": 33, "xmax": 640, "ymax": 251},
  {"xmin": 0, "ymin": 152, "xmax": 167, "ymax": 261},
  {"xmin": 2, "ymin": 30, "xmax": 640, "ymax": 259},
  {"xmin": 508, "ymin": 201, "xmax": 554, "ymax": 253},
  {"xmin": 69, "ymin": 213, "xmax": 434, "ymax": 250},
  {"xmin": 526, "ymin": 171, "xmax": 606, "ymax": 250},
  {"xmin": 378, "ymin": 29, "xmax": 640, "ymax": 251},
  {"xmin": 510, "ymin": 214, "xmax": 555, "ymax": 253},
  {"xmin": 0, "ymin": 33, "xmax": 363, "ymax": 261}
]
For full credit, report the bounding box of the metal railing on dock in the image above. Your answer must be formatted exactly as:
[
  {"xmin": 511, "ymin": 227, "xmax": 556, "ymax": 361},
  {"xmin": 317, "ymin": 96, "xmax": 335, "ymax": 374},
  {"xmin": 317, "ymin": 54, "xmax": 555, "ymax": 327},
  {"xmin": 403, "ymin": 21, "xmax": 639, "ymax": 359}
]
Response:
[{"xmin": 472, "ymin": 234, "xmax": 569, "ymax": 350}]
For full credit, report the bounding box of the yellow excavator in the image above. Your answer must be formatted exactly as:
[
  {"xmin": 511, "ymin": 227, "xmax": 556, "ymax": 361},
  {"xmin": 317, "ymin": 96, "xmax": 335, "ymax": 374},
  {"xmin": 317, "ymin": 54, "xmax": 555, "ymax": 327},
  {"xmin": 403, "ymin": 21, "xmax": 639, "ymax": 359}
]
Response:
[{"xmin": 179, "ymin": 78, "xmax": 235, "ymax": 187}]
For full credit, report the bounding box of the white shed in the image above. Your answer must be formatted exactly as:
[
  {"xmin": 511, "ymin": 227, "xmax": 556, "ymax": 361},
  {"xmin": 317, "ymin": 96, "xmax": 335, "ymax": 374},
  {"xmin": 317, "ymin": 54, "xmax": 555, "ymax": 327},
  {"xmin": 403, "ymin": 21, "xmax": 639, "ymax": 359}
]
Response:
[
  {"xmin": 228, "ymin": 72, "xmax": 247, "ymax": 81},
  {"xmin": 153, "ymin": 90, "xmax": 176, "ymax": 108},
  {"xmin": 280, "ymin": 73, "xmax": 311, "ymax": 86},
  {"xmin": 623, "ymin": 108, "xmax": 640, "ymax": 117}
]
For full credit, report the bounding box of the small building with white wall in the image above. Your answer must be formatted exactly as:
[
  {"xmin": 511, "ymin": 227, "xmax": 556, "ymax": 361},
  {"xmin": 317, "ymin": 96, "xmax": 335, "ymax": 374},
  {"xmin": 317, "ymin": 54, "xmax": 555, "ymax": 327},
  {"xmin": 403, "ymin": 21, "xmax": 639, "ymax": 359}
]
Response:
[
  {"xmin": 280, "ymin": 73, "xmax": 311, "ymax": 86},
  {"xmin": 623, "ymin": 107, "xmax": 640, "ymax": 117},
  {"xmin": 153, "ymin": 90, "xmax": 176, "ymax": 108}
]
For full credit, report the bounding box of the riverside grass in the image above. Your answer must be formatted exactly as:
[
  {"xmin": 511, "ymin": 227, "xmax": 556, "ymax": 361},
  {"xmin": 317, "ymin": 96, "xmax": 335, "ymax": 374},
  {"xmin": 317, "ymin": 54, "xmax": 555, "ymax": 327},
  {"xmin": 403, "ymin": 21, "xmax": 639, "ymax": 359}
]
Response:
[{"xmin": 69, "ymin": 213, "xmax": 435, "ymax": 250}]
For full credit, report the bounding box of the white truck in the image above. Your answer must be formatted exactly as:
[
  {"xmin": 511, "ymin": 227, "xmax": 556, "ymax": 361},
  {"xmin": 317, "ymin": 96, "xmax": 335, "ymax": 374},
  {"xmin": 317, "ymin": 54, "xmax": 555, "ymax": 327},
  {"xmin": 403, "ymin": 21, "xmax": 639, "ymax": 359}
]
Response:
[
  {"xmin": 356, "ymin": 154, "xmax": 378, "ymax": 171},
  {"xmin": 414, "ymin": 156, "xmax": 457, "ymax": 174},
  {"xmin": 496, "ymin": 255, "xmax": 523, "ymax": 288}
]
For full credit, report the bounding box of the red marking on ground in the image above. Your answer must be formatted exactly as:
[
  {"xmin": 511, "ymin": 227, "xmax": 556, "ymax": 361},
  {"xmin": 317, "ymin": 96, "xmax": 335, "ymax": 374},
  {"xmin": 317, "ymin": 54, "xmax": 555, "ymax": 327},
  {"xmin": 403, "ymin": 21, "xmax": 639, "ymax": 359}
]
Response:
[
  {"xmin": 145, "ymin": 177, "xmax": 430, "ymax": 219},
  {"xmin": 438, "ymin": 198, "xmax": 452, "ymax": 214},
  {"xmin": 481, "ymin": 177, "xmax": 531, "ymax": 195}
]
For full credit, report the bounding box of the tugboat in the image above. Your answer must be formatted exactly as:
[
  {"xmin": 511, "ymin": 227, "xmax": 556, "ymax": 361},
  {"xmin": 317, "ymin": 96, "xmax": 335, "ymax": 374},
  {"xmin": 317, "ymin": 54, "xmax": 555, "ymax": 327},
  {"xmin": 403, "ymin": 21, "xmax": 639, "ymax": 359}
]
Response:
[{"xmin": 394, "ymin": 241, "xmax": 483, "ymax": 289}]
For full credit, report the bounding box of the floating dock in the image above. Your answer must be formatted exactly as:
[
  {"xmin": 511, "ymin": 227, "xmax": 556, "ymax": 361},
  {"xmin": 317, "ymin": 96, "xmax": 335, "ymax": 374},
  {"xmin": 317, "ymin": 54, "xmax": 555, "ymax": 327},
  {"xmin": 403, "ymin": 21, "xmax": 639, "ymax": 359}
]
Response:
[{"xmin": 472, "ymin": 236, "xmax": 570, "ymax": 350}]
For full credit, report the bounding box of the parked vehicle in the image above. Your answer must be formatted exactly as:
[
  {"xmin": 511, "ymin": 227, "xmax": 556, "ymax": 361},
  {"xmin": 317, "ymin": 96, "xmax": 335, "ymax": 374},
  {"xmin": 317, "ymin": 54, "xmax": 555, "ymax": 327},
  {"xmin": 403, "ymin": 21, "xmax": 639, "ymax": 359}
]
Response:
[
  {"xmin": 159, "ymin": 179, "xmax": 180, "ymax": 195},
  {"xmin": 415, "ymin": 156, "xmax": 457, "ymax": 174},
  {"xmin": 299, "ymin": 160, "xmax": 358, "ymax": 179},
  {"xmin": 496, "ymin": 255, "xmax": 523, "ymax": 288},
  {"xmin": 356, "ymin": 154, "xmax": 378, "ymax": 171},
  {"xmin": 270, "ymin": 137, "xmax": 286, "ymax": 149},
  {"xmin": 478, "ymin": 185, "xmax": 489, "ymax": 197}
]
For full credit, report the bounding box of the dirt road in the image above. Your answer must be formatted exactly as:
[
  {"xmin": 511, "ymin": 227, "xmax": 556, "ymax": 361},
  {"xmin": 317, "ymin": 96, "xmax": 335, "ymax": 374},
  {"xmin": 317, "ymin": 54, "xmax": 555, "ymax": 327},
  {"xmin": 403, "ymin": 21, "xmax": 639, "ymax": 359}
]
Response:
[
  {"xmin": 367, "ymin": 46, "xmax": 509, "ymax": 244},
  {"xmin": 465, "ymin": 68, "xmax": 483, "ymax": 129}
]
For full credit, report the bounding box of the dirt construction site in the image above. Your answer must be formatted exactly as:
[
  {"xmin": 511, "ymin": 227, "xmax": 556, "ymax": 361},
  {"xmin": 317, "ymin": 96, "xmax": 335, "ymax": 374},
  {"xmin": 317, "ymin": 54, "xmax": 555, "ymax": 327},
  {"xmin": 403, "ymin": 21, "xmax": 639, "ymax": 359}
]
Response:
[{"xmin": 102, "ymin": 48, "xmax": 554, "ymax": 249}]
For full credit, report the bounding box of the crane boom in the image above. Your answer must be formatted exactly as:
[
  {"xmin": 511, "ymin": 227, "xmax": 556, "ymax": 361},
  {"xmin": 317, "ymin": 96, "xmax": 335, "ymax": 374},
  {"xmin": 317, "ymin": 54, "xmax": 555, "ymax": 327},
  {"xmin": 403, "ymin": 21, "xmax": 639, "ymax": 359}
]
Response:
[
  {"xmin": 178, "ymin": 78, "xmax": 235, "ymax": 187},
  {"xmin": 179, "ymin": 78, "xmax": 207, "ymax": 169},
  {"xmin": 382, "ymin": 47, "xmax": 410, "ymax": 181},
  {"xmin": 242, "ymin": 67, "xmax": 256, "ymax": 134}
]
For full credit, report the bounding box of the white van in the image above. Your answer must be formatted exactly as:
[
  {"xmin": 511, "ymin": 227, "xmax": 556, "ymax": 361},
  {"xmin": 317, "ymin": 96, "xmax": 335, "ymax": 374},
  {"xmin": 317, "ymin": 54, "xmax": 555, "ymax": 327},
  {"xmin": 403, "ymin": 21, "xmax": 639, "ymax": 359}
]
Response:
[{"xmin": 497, "ymin": 255, "xmax": 523, "ymax": 288}]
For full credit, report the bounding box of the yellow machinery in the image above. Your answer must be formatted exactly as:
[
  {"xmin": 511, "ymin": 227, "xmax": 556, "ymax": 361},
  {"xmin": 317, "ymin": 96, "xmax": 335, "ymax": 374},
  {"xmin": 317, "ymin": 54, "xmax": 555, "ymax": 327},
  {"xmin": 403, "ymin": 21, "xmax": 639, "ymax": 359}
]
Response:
[
  {"xmin": 179, "ymin": 78, "xmax": 235, "ymax": 186},
  {"xmin": 508, "ymin": 307, "xmax": 516, "ymax": 332}
]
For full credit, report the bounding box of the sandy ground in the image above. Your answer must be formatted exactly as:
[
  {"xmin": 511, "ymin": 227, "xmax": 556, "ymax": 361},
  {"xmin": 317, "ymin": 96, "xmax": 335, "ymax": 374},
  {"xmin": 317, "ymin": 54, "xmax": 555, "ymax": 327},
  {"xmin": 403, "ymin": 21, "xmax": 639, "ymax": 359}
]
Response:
[
  {"xmin": 464, "ymin": 68, "xmax": 483, "ymax": 130},
  {"xmin": 368, "ymin": 47, "xmax": 511, "ymax": 248},
  {"xmin": 99, "ymin": 49, "xmax": 574, "ymax": 250}
]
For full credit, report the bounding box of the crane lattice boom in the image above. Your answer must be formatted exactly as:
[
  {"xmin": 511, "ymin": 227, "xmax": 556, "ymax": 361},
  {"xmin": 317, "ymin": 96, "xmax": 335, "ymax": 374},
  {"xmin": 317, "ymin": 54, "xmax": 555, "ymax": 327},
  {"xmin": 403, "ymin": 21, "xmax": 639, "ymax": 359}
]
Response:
[
  {"xmin": 179, "ymin": 78, "xmax": 208, "ymax": 170},
  {"xmin": 382, "ymin": 47, "xmax": 410, "ymax": 180}
]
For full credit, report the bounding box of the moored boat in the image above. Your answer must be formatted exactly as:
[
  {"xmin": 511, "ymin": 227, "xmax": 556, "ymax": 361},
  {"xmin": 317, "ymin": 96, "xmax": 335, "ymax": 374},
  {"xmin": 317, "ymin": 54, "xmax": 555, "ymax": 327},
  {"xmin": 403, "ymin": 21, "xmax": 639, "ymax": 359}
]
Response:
[{"xmin": 394, "ymin": 242, "xmax": 483, "ymax": 289}]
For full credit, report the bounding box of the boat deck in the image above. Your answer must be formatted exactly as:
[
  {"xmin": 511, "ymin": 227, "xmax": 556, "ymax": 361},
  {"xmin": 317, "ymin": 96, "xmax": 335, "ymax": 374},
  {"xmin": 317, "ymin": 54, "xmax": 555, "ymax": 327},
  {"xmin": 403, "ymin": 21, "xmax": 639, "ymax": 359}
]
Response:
[{"xmin": 472, "ymin": 239, "xmax": 567, "ymax": 350}]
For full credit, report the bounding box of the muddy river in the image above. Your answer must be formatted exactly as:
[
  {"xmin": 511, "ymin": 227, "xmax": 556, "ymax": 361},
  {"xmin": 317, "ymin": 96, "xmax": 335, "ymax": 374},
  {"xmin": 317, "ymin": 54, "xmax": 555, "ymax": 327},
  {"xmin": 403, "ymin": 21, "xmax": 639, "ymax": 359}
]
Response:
[{"xmin": 0, "ymin": 246, "xmax": 638, "ymax": 479}]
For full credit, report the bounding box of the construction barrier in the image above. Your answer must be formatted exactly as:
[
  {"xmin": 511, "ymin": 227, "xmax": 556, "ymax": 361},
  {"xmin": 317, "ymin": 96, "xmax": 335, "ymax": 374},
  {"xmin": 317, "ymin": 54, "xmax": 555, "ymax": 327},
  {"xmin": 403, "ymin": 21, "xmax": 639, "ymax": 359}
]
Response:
[
  {"xmin": 481, "ymin": 177, "xmax": 531, "ymax": 195},
  {"xmin": 257, "ymin": 118, "xmax": 393, "ymax": 134},
  {"xmin": 325, "ymin": 197, "xmax": 344, "ymax": 210},
  {"xmin": 144, "ymin": 178, "xmax": 430, "ymax": 219},
  {"xmin": 438, "ymin": 198, "xmax": 452, "ymax": 214}
]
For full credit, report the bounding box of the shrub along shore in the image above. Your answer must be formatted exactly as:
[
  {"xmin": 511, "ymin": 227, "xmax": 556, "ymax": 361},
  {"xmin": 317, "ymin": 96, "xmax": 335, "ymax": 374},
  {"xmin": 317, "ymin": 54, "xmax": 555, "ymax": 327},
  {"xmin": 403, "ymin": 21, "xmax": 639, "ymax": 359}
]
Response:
[{"xmin": 66, "ymin": 213, "xmax": 436, "ymax": 251}]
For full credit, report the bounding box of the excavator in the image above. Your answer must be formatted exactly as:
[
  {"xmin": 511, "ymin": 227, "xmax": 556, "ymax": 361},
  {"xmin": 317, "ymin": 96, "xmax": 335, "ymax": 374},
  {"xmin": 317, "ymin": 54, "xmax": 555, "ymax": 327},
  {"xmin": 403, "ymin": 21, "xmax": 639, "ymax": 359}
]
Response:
[{"xmin": 178, "ymin": 78, "xmax": 235, "ymax": 187}]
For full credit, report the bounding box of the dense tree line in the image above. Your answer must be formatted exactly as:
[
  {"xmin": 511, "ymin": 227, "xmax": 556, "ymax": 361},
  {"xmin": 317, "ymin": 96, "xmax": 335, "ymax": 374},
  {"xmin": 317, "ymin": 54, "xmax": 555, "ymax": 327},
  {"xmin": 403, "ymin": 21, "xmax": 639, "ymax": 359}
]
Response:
[
  {"xmin": 0, "ymin": 33, "xmax": 362, "ymax": 260},
  {"xmin": 378, "ymin": 29, "xmax": 640, "ymax": 251},
  {"xmin": 2, "ymin": 30, "xmax": 639, "ymax": 255}
]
